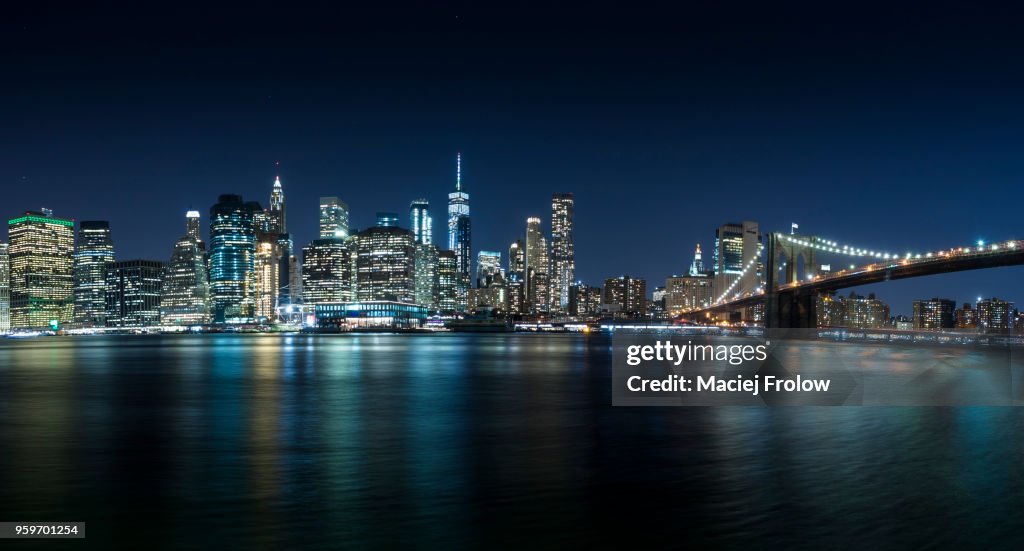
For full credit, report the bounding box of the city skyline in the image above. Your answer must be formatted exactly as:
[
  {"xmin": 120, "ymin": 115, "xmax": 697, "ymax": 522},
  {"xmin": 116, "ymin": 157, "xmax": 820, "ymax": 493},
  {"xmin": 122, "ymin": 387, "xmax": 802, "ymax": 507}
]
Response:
[{"xmin": 7, "ymin": 3, "xmax": 1024, "ymax": 314}]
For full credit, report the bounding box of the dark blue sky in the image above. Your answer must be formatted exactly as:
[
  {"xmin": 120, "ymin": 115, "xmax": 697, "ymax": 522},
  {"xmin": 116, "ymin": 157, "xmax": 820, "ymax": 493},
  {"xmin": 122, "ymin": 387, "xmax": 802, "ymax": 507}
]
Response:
[{"xmin": 5, "ymin": 1, "xmax": 1024, "ymax": 315}]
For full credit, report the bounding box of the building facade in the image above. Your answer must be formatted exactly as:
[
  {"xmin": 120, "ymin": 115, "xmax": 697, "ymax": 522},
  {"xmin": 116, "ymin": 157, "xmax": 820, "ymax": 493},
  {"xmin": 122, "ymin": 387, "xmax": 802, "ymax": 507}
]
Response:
[
  {"xmin": 319, "ymin": 196, "xmax": 350, "ymax": 239},
  {"xmin": 0, "ymin": 243, "xmax": 9, "ymax": 333},
  {"xmin": 525, "ymin": 217, "xmax": 549, "ymax": 314},
  {"xmin": 447, "ymin": 153, "xmax": 472, "ymax": 305},
  {"xmin": 713, "ymin": 221, "xmax": 761, "ymax": 302},
  {"xmin": 912, "ymin": 298, "xmax": 956, "ymax": 330},
  {"xmin": 209, "ymin": 195, "xmax": 261, "ymax": 322},
  {"xmin": 549, "ymin": 193, "xmax": 575, "ymax": 313},
  {"xmin": 410, "ymin": 199, "xmax": 432, "ymax": 245},
  {"xmin": 568, "ymin": 282, "xmax": 602, "ymax": 318},
  {"xmin": 301, "ymin": 238, "xmax": 354, "ymax": 305},
  {"xmin": 977, "ymin": 297, "xmax": 1015, "ymax": 333},
  {"xmin": 355, "ymin": 225, "xmax": 416, "ymax": 303},
  {"xmin": 665, "ymin": 274, "xmax": 713, "ymax": 316},
  {"xmin": 8, "ymin": 210, "xmax": 75, "ymax": 329},
  {"xmin": 160, "ymin": 212, "xmax": 211, "ymax": 325},
  {"xmin": 437, "ymin": 250, "xmax": 459, "ymax": 313},
  {"xmin": 603, "ymin": 275, "xmax": 646, "ymax": 317},
  {"xmin": 106, "ymin": 260, "xmax": 165, "ymax": 328},
  {"xmin": 73, "ymin": 220, "xmax": 115, "ymax": 326}
]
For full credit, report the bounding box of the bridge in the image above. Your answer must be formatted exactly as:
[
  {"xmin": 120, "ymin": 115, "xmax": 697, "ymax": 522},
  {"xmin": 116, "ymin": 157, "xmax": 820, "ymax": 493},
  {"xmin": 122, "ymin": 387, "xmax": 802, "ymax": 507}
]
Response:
[{"xmin": 684, "ymin": 232, "xmax": 1024, "ymax": 328}]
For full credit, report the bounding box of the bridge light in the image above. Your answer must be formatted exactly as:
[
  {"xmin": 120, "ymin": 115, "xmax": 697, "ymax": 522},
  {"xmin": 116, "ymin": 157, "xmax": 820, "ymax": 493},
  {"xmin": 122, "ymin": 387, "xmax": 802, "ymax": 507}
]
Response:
[
  {"xmin": 977, "ymin": 240, "xmax": 985, "ymax": 247},
  {"xmin": 926, "ymin": 252, "xmax": 933, "ymax": 258}
]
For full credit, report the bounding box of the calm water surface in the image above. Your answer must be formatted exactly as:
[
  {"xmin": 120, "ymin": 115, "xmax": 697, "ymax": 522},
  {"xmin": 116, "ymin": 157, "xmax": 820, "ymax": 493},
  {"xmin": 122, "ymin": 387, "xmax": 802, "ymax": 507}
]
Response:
[{"xmin": 0, "ymin": 333, "xmax": 1022, "ymax": 549}]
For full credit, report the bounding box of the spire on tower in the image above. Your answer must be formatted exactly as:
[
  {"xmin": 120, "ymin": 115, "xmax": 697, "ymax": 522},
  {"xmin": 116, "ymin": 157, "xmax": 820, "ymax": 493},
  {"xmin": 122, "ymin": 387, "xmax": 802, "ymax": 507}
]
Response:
[{"xmin": 456, "ymin": 152, "xmax": 462, "ymax": 191}]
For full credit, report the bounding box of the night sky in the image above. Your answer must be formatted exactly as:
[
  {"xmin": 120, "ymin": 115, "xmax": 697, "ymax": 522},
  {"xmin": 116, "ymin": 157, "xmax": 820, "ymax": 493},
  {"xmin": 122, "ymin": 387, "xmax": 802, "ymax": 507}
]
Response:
[{"xmin": 5, "ymin": 1, "xmax": 1024, "ymax": 315}]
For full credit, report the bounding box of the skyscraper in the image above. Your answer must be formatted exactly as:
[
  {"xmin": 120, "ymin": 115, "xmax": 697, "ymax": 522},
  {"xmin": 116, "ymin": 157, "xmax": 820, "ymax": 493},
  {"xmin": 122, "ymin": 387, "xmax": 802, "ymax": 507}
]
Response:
[
  {"xmin": 0, "ymin": 243, "xmax": 9, "ymax": 334},
  {"xmin": 689, "ymin": 244, "xmax": 705, "ymax": 276},
  {"xmin": 507, "ymin": 239, "xmax": 526, "ymax": 315},
  {"xmin": 437, "ymin": 250, "xmax": 459, "ymax": 312},
  {"xmin": 319, "ymin": 196, "xmax": 350, "ymax": 238},
  {"xmin": 161, "ymin": 211, "xmax": 211, "ymax": 326},
  {"xmin": 447, "ymin": 153, "xmax": 471, "ymax": 288},
  {"xmin": 549, "ymin": 193, "xmax": 574, "ymax": 313},
  {"xmin": 105, "ymin": 260, "xmax": 164, "ymax": 328},
  {"xmin": 525, "ymin": 217, "xmax": 549, "ymax": 314},
  {"xmin": 269, "ymin": 175, "xmax": 286, "ymax": 234},
  {"xmin": 414, "ymin": 244, "xmax": 440, "ymax": 310},
  {"xmin": 8, "ymin": 209, "xmax": 75, "ymax": 329},
  {"xmin": 476, "ymin": 251, "xmax": 503, "ymax": 288},
  {"xmin": 209, "ymin": 194, "xmax": 261, "ymax": 322},
  {"xmin": 410, "ymin": 199, "xmax": 432, "ymax": 245},
  {"xmin": 355, "ymin": 220, "xmax": 416, "ymax": 303},
  {"xmin": 73, "ymin": 220, "xmax": 115, "ymax": 326},
  {"xmin": 713, "ymin": 221, "xmax": 761, "ymax": 301},
  {"xmin": 302, "ymin": 238, "xmax": 354, "ymax": 305}
]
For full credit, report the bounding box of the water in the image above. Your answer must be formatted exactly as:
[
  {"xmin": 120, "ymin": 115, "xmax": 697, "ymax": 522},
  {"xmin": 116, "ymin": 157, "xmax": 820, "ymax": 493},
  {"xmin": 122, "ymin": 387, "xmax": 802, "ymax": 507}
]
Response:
[{"xmin": 0, "ymin": 333, "xmax": 1023, "ymax": 549}]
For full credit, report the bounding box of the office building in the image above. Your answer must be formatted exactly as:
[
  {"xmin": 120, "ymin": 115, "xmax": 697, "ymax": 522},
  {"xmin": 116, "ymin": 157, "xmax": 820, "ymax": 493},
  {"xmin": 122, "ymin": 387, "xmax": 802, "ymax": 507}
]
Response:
[
  {"xmin": 319, "ymin": 196, "xmax": 350, "ymax": 238},
  {"xmin": 437, "ymin": 250, "xmax": 459, "ymax": 312},
  {"xmin": 525, "ymin": 217, "xmax": 549, "ymax": 314},
  {"xmin": 410, "ymin": 199, "xmax": 432, "ymax": 245},
  {"xmin": 955, "ymin": 303, "xmax": 977, "ymax": 330},
  {"xmin": 665, "ymin": 274, "xmax": 713, "ymax": 315},
  {"xmin": 106, "ymin": 260, "xmax": 165, "ymax": 328},
  {"xmin": 161, "ymin": 212, "xmax": 211, "ymax": 325},
  {"xmin": 442, "ymin": 152, "xmax": 468, "ymax": 282},
  {"xmin": 568, "ymin": 282, "xmax": 602, "ymax": 318},
  {"xmin": 476, "ymin": 251, "xmax": 503, "ymax": 288},
  {"xmin": 549, "ymin": 193, "xmax": 574, "ymax": 313},
  {"xmin": 355, "ymin": 221, "xmax": 416, "ymax": 303},
  {"xmin": 209, "ymin": 194, "xmax": 261, "ymax": 322},
  {"xmin": 414, "ymin": 244, "xmax": 440, "ymax": 310},
  {"xmin": 0, "ymin": 243, "xmax": 9, "ymax": 333},
  {"xmin": 713, "ymin": 221, "xmax": 761, "ymax": 301},
  {"xmin": 8, "ymin": 209, "xmax": 75, "ymax": 329},
  {"xmin": 302, "ymin": 238, "xmax": 354, "ymax": 305},
  {"xmin": 73, "ymin": 220, "xmax": 115, "ymax": 326}
]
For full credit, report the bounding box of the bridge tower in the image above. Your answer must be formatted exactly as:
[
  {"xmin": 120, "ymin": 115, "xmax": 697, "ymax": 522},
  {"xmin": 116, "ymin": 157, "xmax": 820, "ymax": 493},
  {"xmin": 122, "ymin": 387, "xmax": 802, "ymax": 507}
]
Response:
[{"xmin": 765, "ymin": 232, "xmax": 821, "ymax": 328}]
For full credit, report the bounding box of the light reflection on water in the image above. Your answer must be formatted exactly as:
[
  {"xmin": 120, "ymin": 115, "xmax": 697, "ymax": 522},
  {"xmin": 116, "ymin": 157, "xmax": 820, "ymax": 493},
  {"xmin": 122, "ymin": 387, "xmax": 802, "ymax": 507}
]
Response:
[{"xmin": 0, "ymin": 334, "xmax": 1022, "ymax": 548}]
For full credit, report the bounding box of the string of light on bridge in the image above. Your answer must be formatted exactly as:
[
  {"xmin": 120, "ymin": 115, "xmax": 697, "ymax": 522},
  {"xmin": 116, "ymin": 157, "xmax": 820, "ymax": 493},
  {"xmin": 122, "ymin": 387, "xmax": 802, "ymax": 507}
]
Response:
[
  {"xmin": 781, "ymin": 234, "xmax": 1016, "ymax": 264},
  {"xmin": 713, "ymin": 243, "xmax": 764, "ymax": 305}
]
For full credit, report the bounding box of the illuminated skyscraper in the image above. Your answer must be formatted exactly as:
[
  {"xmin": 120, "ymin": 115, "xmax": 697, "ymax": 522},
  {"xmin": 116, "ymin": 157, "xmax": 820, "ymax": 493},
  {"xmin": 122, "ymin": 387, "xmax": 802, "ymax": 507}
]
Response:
[
  {"xmin": 105, "ymin": 260, "xmax": 164, "ymax": 328},
  {"xmin": 665, "ymin": 274, "xmax": 713, "ymax": 315},
  {"xmin": 689, "ymin": 244, "xmax": 705, "ymax": 276},
  {"xmin": 161, "ymin": 212, "xmax": 211, "ymax": 325},
  {"xmin": 355, "ymin": 220, "xmax": 416, "ymax": 303},
  {"xmin": 476, "ymin": 251, "xmax": 503, "ymax": 288},
  {"xmin": 713, "ymin": 221, "xmax": 761, "ymax": 301},
  {"xmin": 209, "ymin": 194, "xmax": 260, "ymax": 322},
  {"xmin": 8, "ymin": 209, "xmax": 75, "ymax": 329},
  {"xmin": 269, "ymin": 175, "xmax": 286, "ymax": 234},
  {"xmin": 414, "ymin": 244, "xmax": 440, "ymax": 310},
  {"xmin": 301, "ymin": 238, "xmax": 354, "ymax": 305},
  {"xmin": 549, "ymin": 193, "xmax": 574, "ymax": 313},
  {"xmin": 410, "ymin": 199, "xmax": 432, "ymax": 245},
  {"xmin": 507, "ymin": 239, "xmax": 526, "ymax": 315},
  {"xmin": 0, "ymin": 243, "xmax": 9, "ymax": 334},
  {"xmin": 437, "ymin": 250, "xmax": 459, "ymax": 312},
  {"xmin": 525, "ymin": 217, "xmax": 549, "ymax": 314},
  {"xmin": 254, "ymin": 240, "xmax": 281, "ymax": 321},
  {"xmin": 447, "ymin": 153, "xmax": 471, "ymax": 287},
  {"xmin": 73, "ymin": 220, "xmax": 115, "ymax": 326},
  {"xmin": 319, "ymin": 196, "xmax": 350, "ymax": 239}
]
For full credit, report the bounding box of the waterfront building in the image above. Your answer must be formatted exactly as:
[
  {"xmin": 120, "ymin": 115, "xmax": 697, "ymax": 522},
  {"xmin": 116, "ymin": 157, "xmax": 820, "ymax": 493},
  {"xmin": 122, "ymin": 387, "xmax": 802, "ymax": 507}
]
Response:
[
  {"xmin": 355, "ymin": 221, "xmax": 416, "ymax": 303},
  {"xmin": 977, "ymin": 297, "xmax": 1015, "ymax": 333},
  {"xmin": 0, "ymin": 243, "xmax": 9, "ymax": 333},
  {"xmin": 106, "ymin": 260, "xmax": 164, "ymax": 328},
  {"xmin": 301, "ymin": 238, "xmax": 354, "ymax": 305},
  {"xmin": 410, "ymin": 199, "xmax": 432, "ymax": 245},
  {"xmin": 8, "ymin": 209, "xmax": 75, "ymax": 329},
  {"xmin": 912, "ymin": 298, "xmax": 956, "ymax": 330},
  {"xmin": 955, "ymin": 303, "xmax": 977, "ymax": 330},
  {"xmin": 568, "ymin": 282, "xmax": 602, "ymax": 318},
  {"xmin": 161, "ymin": 211, "xmax": 211, "ymax": 325},
  {"xmin": 549, "ymin": 193, "xmax": 574, "ymax": 313},
  {"xmin": 319, "ymin": 196, "xmax": 350, "ymax": 238},
  {"xmin": 209, "ymin": 195, "xmax": 261, "ymax": 322},
  {"xmin": 414, "ymin": 244, "xmax": 440, "ymax": 310},
  {"xmin": 603, "ymin": 275, "xmax": 646, "ymax": 317},
  {"xmin": 73, "ymin": 220, "xmax": 115, "ymax": 326},
  {"xmin": 314, "ymin": 301, "xmax": 428, "ymax": 330}
]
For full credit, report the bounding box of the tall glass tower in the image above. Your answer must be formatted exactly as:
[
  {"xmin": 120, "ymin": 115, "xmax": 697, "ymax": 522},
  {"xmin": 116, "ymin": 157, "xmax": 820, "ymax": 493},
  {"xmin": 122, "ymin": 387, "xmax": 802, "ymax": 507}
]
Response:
[
  {"xmin": 73, "ymin": 220, "xmax": 115, "ymax": 326},
  {"xmin": 410, "ymin": 199, "xmax": 432, "ymax": 245},
  {"xmin": 8, "ymin": 209, "xmax": 75, "ymax": 329},
  {"xmin": 209, "ymin": 194, "xmax": 260, "ymax": 322},
  {"xmin": 161, "ymin": 211, "xmax": 211, "ymax": 325},
  {"xmin": 447, "ymin": 153, "xmax": 471, "ymax": 279},
  {"xmin": 319, "ymin": 197, "xmax": 350, "ymax": 239}
]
